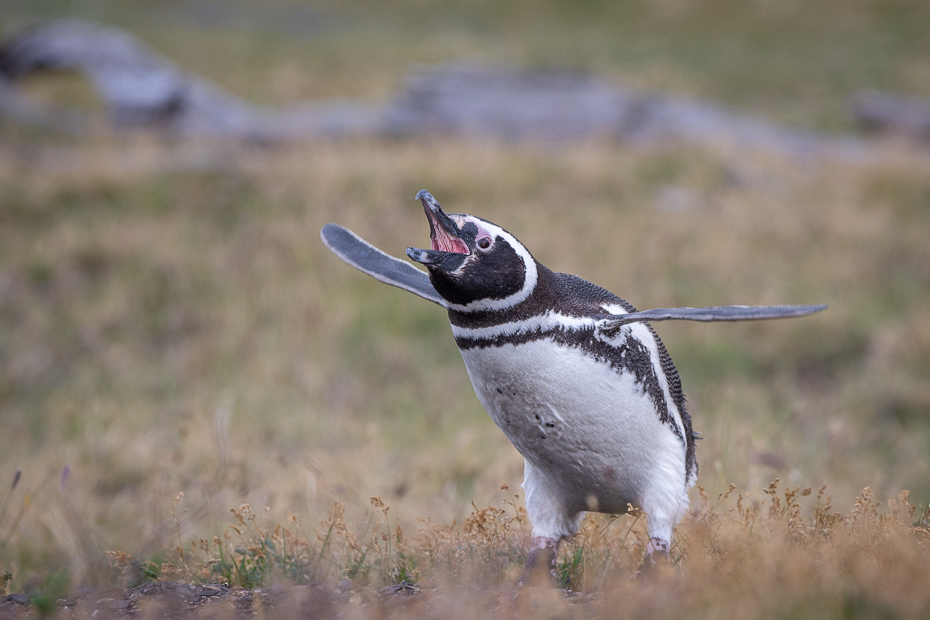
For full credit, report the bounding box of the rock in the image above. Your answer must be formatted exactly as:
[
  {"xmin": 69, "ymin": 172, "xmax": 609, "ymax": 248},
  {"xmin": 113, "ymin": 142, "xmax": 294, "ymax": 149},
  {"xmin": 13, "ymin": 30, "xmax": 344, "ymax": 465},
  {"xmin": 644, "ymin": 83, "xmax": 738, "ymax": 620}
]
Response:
[
  {"xmin": 851, "ymin": 90, "xmax": 930, "ymax": 142},
  {"xmin": 0, "ymin": 21, "xmax": 876, "ymax": 161},
  {"xmin": 378, "ymin": 581, "xmax": 421, "ymax": 598}
]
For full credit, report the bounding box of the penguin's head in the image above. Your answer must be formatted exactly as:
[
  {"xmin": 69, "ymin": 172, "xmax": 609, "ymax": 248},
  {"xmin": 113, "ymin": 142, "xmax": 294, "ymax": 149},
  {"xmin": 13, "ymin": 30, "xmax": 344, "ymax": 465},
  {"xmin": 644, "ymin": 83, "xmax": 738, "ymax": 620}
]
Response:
[{"xmin": 406, "ymin": 190, "xmax": 539, "ymax": 312}]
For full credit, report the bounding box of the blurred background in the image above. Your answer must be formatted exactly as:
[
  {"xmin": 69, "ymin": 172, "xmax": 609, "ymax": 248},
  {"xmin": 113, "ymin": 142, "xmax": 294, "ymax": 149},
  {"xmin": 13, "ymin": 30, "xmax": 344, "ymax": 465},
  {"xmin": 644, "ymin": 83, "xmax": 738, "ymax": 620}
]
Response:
[{"xmin": 1, "ymin": 0, "xmax": 929, "ymax": 590}]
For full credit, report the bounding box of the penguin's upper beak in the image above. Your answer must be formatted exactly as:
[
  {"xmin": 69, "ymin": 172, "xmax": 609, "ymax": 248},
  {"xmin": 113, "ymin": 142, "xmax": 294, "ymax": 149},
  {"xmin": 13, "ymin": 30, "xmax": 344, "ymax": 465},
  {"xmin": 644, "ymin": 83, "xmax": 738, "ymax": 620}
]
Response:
[{"xmin": 407, "ymin": 190, "xmax": 469, "ymax": 265}]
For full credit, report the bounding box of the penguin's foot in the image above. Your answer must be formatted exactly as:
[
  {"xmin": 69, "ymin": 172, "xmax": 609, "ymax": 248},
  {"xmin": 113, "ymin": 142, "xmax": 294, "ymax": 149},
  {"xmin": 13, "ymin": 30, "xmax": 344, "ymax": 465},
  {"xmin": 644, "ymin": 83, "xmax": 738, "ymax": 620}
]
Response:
[
  {"xmin": 634, "ymin": 537, "xmax": 670, "ymax": 578},
  {"xmin": 517, "ymin": 536, "xmax": 559, "ymax": 587}
]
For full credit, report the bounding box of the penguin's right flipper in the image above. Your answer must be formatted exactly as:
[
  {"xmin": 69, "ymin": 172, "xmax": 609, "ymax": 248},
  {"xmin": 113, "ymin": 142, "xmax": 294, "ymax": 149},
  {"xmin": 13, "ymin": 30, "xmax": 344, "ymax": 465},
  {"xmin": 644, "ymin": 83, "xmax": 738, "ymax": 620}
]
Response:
[{"xmin": 321, "ymin": 223, "xmax": 447, "ymax": 307}]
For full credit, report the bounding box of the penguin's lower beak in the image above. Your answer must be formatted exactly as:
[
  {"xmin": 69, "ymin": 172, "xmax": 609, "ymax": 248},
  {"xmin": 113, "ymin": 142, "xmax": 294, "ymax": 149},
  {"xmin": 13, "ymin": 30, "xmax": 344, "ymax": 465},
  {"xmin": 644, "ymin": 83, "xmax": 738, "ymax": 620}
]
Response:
[
  {"xmin": 407, "ymin": 189, "xmax": 469, "ymax": 266},
  {"xmin": 406, "ymin": 246, "xmax": 450, "ymax": 265}
]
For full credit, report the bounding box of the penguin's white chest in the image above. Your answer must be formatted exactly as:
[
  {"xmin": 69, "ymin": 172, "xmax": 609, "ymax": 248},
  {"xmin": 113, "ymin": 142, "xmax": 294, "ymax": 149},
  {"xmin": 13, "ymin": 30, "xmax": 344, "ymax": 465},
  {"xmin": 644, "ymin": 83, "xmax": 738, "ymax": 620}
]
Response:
[{"xmin": 458, "ymin": 337, "xmax": 687, "ymax": 513}]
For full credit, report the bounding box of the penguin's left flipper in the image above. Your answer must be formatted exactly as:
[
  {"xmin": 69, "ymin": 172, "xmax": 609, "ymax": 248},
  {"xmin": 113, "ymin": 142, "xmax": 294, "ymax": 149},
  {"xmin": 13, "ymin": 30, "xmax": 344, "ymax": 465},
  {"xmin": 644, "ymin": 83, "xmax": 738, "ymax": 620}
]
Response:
[
  {"xmin": 598, "ymin": 304, "xmax": 827, "ymax": 334},
  {"xmin": 321, "ymin": 223, "xmax": 447, "ymax": 307}
]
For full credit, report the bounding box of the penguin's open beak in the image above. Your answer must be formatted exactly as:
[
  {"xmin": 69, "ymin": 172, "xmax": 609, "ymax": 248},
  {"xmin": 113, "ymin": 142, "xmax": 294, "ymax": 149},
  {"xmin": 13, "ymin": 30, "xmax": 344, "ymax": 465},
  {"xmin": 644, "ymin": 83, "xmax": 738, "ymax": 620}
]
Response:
[{"xmin": 407, "ymin": 189, "xmax": 469, "ymax": 265}]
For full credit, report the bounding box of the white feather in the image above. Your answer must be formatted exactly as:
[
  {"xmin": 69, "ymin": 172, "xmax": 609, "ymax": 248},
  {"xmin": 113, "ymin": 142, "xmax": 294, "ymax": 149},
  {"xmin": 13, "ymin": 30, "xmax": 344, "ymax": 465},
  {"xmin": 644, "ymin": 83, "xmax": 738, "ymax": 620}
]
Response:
[
  {"xmin": 459, "ymin": 337, "xmax": 690, "ymax": 541},
  {"xmin": 450, "ymin": 310, "xmax": 596, "ymax": 341}
]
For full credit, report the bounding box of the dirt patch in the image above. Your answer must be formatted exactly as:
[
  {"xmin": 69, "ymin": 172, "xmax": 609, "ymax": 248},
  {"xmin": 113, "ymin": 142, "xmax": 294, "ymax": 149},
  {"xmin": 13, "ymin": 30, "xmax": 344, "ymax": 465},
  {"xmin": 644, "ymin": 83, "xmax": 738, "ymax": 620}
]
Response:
[{"xmin": 2, "ymin": 581, "xmax": 598, "ymax": 619}]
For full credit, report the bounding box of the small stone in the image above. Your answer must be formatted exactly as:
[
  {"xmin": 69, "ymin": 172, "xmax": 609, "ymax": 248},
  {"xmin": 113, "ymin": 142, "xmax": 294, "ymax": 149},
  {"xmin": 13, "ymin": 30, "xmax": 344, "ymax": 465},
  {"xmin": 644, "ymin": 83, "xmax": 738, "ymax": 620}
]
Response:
[
  {"xmin": 9, "ymin": 593, "xmax": 29, "ymax": 605},
  {"xmin": 336, "ymin": 579, "xmax": 354, "ymax": 592}
]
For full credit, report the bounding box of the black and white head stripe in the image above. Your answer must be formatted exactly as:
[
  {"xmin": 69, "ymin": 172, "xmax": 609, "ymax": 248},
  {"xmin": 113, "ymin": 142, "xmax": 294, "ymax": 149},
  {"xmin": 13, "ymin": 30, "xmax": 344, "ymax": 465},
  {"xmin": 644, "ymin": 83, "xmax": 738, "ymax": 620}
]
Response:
[{"xmin": 443, "ymin": 217, "xmax": 539, "ymax": 313}]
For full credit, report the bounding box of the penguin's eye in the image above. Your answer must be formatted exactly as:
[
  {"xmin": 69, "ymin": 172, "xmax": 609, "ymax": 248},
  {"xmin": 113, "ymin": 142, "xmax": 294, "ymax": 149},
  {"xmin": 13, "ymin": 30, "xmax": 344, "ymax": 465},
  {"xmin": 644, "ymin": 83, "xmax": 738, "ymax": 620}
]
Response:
[{"xmin": 477, "ymin": 237, "xmax": 492, "ymax": 250}]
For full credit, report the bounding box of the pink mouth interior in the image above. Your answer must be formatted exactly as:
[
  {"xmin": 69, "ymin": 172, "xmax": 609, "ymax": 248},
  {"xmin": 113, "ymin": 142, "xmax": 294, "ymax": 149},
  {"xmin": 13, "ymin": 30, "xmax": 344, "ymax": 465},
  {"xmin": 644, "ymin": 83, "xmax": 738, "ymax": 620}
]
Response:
[{"xmin": 429, "ymin": 216, "xmax": 469, "ymax": 254}]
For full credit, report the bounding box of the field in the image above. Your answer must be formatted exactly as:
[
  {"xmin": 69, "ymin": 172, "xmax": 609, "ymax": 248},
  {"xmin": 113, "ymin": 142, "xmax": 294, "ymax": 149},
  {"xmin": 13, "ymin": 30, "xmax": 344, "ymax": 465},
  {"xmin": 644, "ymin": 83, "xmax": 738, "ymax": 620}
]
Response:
[{"xmin": 1, "ymin": 1, "xmax": 930, "ymax": 617}]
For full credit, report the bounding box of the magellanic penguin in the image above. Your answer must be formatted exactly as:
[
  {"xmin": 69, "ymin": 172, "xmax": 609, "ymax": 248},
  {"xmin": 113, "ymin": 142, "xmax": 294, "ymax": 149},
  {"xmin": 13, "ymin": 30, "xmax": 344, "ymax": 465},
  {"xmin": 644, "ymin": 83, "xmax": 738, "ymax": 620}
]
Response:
[{"xmin": 321, "ymin": 190, "xmax": 826, "ymax": 581}]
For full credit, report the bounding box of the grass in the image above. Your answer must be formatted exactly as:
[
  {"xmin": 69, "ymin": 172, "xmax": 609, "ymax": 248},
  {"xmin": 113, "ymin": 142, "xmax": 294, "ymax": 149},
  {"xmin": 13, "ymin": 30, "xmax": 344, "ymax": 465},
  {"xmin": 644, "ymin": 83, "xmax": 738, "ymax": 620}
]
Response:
[
  {"xmin": 0, "ymin": 135, "xmax": 929, "ymax": 605},
  {"xmin": 95, "ymin": 481, "xmax": 930, "ymax": 618},
  {"xmin": 0, "ymin": 0, "xmax": 929, "ymax": 616},
  {"xmin": 0, "ymin": 136, "xmax": 927, "ymax": 616}
]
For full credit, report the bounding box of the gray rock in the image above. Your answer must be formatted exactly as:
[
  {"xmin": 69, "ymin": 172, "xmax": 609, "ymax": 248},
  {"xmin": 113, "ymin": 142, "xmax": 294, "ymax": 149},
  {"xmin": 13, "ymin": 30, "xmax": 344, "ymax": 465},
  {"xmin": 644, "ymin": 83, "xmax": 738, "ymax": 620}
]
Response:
[
  {"xmin": 852, "ymin": 90, "xmax": 930, "ymax": 142},
  {"xmin": 0, "ymin": 20, "xmax": 876, "ymax": 161}
]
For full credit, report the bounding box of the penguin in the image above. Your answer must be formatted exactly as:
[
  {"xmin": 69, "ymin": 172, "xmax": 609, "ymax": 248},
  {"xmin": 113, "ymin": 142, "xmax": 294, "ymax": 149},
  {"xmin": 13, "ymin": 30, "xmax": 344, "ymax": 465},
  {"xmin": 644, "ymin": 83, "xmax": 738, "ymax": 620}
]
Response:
[{"xmin": 321, "ymin": 189, "xmax": 825, "ymax": 582}]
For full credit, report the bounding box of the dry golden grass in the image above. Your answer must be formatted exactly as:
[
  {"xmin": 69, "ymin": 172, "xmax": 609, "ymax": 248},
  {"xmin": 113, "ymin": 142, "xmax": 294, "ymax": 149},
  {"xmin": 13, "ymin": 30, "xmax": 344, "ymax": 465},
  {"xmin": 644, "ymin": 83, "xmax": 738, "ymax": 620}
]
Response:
[
  {"xmin": 1, "ymin": 1, "xmax": 930, "ymax": 614},
  {"xmin": 96, "ymin": 481, "xmax": 930, "ymax": 618},
  {"xmin": 0, "ymin": 135, "xmax": 929, "ymax": 618}
]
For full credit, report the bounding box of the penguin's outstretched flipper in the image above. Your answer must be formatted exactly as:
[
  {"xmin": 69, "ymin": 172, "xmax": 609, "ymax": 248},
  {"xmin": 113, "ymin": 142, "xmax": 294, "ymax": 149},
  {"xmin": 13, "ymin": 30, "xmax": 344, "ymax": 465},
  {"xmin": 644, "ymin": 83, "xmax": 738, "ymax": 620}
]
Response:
[
  {"xmin": 597, "ymin": 304, "xmax": 827, "ymax": 334},
  {"xmin": 322, "ymin": 224, "xmax": 828, "ymax": 322},
  {"xmin": 321, "ymin": 223, "xmax": 446, "ymax": 307}
]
